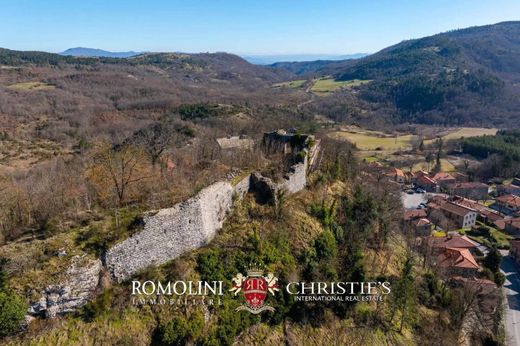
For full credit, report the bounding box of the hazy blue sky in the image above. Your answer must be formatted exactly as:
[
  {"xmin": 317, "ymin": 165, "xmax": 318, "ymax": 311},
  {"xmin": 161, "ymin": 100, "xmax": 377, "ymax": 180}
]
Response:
[{"xmin": 1, "ymin": 0, "xmax": 519, "ymax": 54}]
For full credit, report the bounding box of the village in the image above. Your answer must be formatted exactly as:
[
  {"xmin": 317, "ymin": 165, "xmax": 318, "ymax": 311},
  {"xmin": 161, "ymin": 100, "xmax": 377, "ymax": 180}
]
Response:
[{"xmin": 373, "ymin": 165, "xmax": 520, "ymax": 336}]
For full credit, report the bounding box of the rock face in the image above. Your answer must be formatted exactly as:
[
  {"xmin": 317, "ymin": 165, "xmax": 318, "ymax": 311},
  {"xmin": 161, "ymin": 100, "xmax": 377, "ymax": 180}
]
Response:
[
  {"xmin": 29, "ymin": 256, "xmax": 102, "ymax": 318},
  {"xmin": 105, "ymin": 176, "xmax": 250, "ymax": 282}
]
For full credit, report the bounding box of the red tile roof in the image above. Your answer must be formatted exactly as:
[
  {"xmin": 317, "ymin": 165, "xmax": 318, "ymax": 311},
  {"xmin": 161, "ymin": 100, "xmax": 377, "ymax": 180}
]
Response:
[
  {"xmin": 437, "ymin": 247, "xmax": 479, "ymax": 269},
  {"xmin": 440, "ymin": 201, "xmax": 476, "ymax": 217},
  {"xmin": 430, "ymin": 234, "xmax": 477, "ymax": 249},
  {"xmin": 430, "ymin": 172, "xmax": 455, "ymax": 182},
  {"xmin": 403, "ymin": 209, "xmax": 427, "ymax": 221},
  {"xmin": 452, "ymin": 182, "xmax": 488, "ymax": 190},
  {"xmin": 496, "ymin": 195, "xmax": 520, "ymax": 208},
  {"xmin": 418, "ymin": 175, "xmax": 436, "ymax": 185}
]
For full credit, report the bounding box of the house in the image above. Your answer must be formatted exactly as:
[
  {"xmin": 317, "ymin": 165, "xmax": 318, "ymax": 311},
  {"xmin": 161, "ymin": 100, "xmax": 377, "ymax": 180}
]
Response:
[
  {"xmin": 493, "ymin": 194, "xmax": 520, "ymax": 215},
  {"xmin": 452, "ymin": 196, "xmax": 499, "ymax": 224},
  {"xmin": 413, "ymin": 170, "xmax": 429, "ymax": 181},
  {"xmin": 497, "ymin": 183, "xmax": 520, "ymax": 197},
  {"xmin": 453, "ymin": 172, "xmax": 469, "ymax": 183},
  {"xmin": 436, "ymin": 247, "xmax": 480, "ymax": 278},
  {"xmin": 412, "ymin": 218, "xmax": 433, "ymax": 236},
  {"xmin": 416, "ymin": 175, "xmax": 438, "ymax": 192},
  {"xmin": 403, "ymin": 209, "xmax": 432, "ymax": 235},
  {"xmin": 427, "ymin": 233, "xmax": 478, "ymax": 255},
  {"xmin": 510, "ymin": 240, "xmax": 520, "ymax": 267},
  {"xmin": 430, "ymin": 172, "xmax": 456, "ymax": 189},
  {"xmin": 403, "ymin": 209, "xmax": 428, "ymax": 221},
  {"xmin": 440, "ymin": 201, "xmax": 478, "ymax": 228},
  {"xmin": 449, "ymin": 182, "xmax": 489, "ymax": 200},
  {"xmin": 425, "ymin": 234, "xmax": 480, "ymax": 278},
  {"xmin": 504, "ymin": 218, "xmax": 520, "ymax": 237},
  {"xmin": 387, "ymin": 168, "xmax": 405, "ymax": 184}
]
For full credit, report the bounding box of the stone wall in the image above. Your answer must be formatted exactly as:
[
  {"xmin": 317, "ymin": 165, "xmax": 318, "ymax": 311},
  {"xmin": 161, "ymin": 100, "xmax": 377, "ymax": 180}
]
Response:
[
  {"xmin": 28, "ymin": 256, "xmax": 102, "ymax": 319},
  {"xmin": 105, "ymin": 175, "xmax": 250, "ymax": 282},
  {"xmin": 279, "ymin": 151, "xmax": 308, "ymax": 194}
]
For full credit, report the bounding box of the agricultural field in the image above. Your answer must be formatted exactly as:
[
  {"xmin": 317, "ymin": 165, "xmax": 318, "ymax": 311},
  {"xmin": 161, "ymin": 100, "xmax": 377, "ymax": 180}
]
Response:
[
  {"xmin": 6, "ymin": 82, "xmax": 56, "ymax": 91},
  {"xmin": 329, "ymin": 126, "xmax": 496, "ymax": 171},
  {"xmin": 424, "ymin": 127, "xmax": 497, "ymax": 144},
  {"xmin": 310, "ymin": 77, "xmax": 371, "ymax": 94},
  {"xmin": 329, "ymin": 130, "xmax": 414, "ymax": 150},
  {"xmin": 272, "ymin": 79, "xmax": 306, "ymax": 89}
]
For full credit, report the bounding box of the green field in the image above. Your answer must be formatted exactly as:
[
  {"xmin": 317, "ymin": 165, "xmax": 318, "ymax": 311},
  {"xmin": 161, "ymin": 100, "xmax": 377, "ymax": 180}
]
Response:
[
  {"xmin": 272, "ymin": 79, "xmax": 306, "ymax": 89},
  {"xmin": 459, "ymin": 223, "xmax": 513, "ymax": 249},
  {"xmin": 310, "ymin": 77, "xmax": 371, "ymax": 94},
  {"xmin": 7, "ymin": 82, "xmax": 55, "ymax": 91},
  {"xmin": 411, "ymin": 159, "xmax": 456, "ymax": 172},
  {"xmin": 424, "ymin": 127, "xmax": 497, "ymax": 145},
  {"xmin": 329, "ymin": 130, "xmax": 414, "ymax": 150}
]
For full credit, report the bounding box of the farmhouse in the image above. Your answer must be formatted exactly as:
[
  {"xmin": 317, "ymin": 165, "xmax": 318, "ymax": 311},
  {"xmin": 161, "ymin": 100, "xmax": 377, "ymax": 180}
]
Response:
[
  {"xmin": 493, "ymin": 194, "xmax": 520, "ymax": 215},
  {"xmin": 430, "ymin": 172, "xmax": 456, "ymax": 189},
  {"xmin": 387, "ymin": 167, "xmax": 405, "ymax": 184},
  {"xmin": 450, "ymin": 182, "xmax": 489, "ymax": 200},
  {"xmin": 425, "ymin": 234, "xmax": 480, "ymax": 278},
  {"xmin": 436, "ymin": 247, "xmax": 480, "ymax": 278},
  {"xmin": 411, "ymin": 218, "xmax": 433, "ymax": 236},
  {"xmin": 440, "ymin": 201, "xmax": 478, "ymax": 228},
  {"xmin": 504, "ymin": 218, "xmax": 520, "ymax": 237},
  {"xmin": 497, "ymin": 183, "xmax": 520, "ymax": 197},
  {"xmin": 416, "ymin": 175, "xmax": 438, "ymax": 192}
]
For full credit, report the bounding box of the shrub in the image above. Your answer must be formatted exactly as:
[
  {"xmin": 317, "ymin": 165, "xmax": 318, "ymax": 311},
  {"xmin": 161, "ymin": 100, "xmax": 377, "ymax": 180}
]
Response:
[
  {"xmin": 494, "ymin": 272, "xmax": 506, "ymax": 287},
  {"xmin": 0, "ymin": 290, "xmax": 26, "ymax": 337},
  {"xmin": 314, "ymin": 231, "xmax": 337, "ymax": 260},
  {"xmin": 160, "ymin": 316, "xmax": 188, "ymax": 345}
]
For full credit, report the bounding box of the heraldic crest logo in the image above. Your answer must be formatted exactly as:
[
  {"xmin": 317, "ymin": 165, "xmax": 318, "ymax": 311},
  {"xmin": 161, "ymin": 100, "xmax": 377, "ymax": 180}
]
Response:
[{"xmin": 229, "ymin": 267, "xmax": 279, "ymax": 314}]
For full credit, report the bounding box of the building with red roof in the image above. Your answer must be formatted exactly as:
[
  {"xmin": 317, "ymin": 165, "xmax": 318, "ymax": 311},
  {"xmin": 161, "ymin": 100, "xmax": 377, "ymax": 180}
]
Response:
[
  {"xmin": 494, "ymin": 194, "xmax": 520, "ymax": 215},
  {"xmin": 449, "ymin": 182, "xmax": 489, "ymax": 200},
  {"xmin": 416, "ymin": 174, "xmax": 438, "ymax": 192},
  {"xmin": 430, "ymin": 172, "xmax": 456, "ymax": 189},
  {"xmin": 440, "ymin": 201, "xmax": 478, "ymax": 228},
  {"xmin": 436, "ymin": 247, "xmax": 480, "ymax": 277}
]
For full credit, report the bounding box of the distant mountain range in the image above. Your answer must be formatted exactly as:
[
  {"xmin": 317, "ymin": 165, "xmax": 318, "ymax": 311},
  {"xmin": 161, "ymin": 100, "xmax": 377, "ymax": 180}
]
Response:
[
  {"xmin": 242, "ymin": 53, "xmax": 367, "ymax": 65},
  {"xmin": 60, "ymin": 47, "xmax": 141, "ymax": 58},
  {"xmin": 1, "ymin": 21, "xmax": 520, "ymax": 127}
]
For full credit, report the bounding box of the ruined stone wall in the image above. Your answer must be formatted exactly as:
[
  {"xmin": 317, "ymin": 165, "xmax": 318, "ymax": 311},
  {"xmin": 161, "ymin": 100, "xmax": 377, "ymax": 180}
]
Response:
[
  {"xmin": 105, "ymin": 175, "xmax": 250, "ymax": 282},
  {"xmin": 279, "ymin": 152, "xmax": 308, "ymax": 194}
]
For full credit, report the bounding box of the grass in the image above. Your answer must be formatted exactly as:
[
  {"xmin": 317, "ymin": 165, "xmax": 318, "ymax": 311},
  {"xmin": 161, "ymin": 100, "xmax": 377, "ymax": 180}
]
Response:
[
  {"xmin": 410, "ymin": 159, "xmax": 456, "ymax": 172},
  {"xmin": 272, "ymin": 79, "xmax": 306, "ymax": 89},
  {"xmin": 432, "ymin": 230, "xmax": 446, "ymax": 237},
  {"xmin": 7, "ymin": 82, "xmax": 55, "ymax": 91},
  {"xmin": 423, "ymin": 127, "xmax": 498, "ymax": 146},
  {"xmin": 459, "ymin": 223, "xmax": 513, "ymax": 249},
  {"xmin": 310, "ymin": 77, "xmax": 371, "ymax": 94},
  {"xmin": 329, "ymin": 131, "xmax": 414, "ymax": 151}
]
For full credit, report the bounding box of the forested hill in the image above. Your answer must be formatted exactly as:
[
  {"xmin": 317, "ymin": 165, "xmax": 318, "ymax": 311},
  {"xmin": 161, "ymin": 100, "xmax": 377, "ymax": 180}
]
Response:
[{"xmin": 278, "ymin": 21, "xmax": 520, "ymax": 127}]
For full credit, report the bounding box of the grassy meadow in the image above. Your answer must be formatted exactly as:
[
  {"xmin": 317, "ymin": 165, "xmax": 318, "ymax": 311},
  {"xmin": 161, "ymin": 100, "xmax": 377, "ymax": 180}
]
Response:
[{"xmin": 310, "ymin": 77, "xmax": 371, "ymax": 94}]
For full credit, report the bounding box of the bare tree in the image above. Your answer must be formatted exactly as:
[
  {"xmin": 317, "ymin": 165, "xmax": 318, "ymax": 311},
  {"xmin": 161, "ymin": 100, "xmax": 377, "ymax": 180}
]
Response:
[{"xmin": 88, "ymin": 143, "xmax": 150, "ymax": 207}]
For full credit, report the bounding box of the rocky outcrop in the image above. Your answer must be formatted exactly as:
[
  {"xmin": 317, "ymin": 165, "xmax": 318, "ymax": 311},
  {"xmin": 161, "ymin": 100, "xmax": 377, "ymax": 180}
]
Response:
[
  {"xmin": 105, "ymin": 176, "xmax": 250, "ymax": 282},
  {"xmin": 28, "ymin": 256, "xmax": 102, "ymax": 318}
]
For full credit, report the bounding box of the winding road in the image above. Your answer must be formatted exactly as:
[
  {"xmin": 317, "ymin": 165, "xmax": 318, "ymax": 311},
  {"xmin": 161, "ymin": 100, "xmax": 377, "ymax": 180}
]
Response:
[{"xmin": 500, "ymin": 250, "xmax": 520, "ymax": 346}]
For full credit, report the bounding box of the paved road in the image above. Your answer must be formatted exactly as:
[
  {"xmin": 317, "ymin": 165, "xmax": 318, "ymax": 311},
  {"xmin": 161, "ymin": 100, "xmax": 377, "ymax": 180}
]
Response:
[{"xmin": 500, "ymin": 250, "xmax": 520, "ymax": 346}]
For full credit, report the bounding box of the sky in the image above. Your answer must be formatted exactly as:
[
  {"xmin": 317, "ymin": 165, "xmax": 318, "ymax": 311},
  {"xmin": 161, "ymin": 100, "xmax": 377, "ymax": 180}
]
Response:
[{"xmin": 1, "ymin": 0, "xmax": 519, "ymax": 55}]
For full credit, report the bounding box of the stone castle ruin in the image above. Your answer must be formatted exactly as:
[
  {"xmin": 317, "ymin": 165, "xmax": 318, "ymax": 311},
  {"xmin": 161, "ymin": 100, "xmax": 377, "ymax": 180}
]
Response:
[{"xmin": 29, "ymin": 130, "xmax": 320, "ymax": 317}]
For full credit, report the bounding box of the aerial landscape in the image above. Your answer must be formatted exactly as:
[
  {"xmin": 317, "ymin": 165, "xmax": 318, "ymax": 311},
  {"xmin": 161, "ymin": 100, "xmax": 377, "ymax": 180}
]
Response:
[{"xmin": 1, "ymin": 1, "xmax": 520, "ymax": 345}]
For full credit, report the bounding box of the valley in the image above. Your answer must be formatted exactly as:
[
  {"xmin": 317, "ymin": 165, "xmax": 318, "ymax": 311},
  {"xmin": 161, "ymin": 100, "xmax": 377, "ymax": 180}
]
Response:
[{"xmin": 0, "ymin": 20, "xmax": 519, "ymax": 346}]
